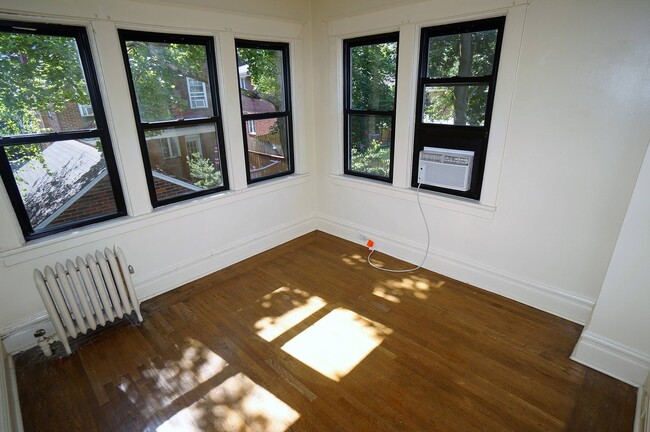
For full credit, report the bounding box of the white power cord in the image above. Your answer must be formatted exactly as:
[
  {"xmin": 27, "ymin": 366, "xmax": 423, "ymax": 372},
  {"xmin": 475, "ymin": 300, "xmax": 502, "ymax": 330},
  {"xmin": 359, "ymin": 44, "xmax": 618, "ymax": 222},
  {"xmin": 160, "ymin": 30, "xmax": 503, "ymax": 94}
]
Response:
[{"xmin": 367, "ymin": 183, "xmax": 430, "ymax": 273}]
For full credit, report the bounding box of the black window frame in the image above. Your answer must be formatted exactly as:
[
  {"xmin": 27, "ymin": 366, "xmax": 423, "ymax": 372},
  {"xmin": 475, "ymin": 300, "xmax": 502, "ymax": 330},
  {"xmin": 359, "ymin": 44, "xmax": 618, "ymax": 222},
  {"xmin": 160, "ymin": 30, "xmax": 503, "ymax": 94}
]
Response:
[
  {"xmin": 343, "ymin": 32, "xmax": 399, "ymax": 183},
  {"xmin": 118, "ymin": 30, "xmax": 229, "ymax": 207},
  {"xmin": 0, "ymin": 20, "xmax": 126, "ymax": 241},
  {"xmin": 412, "ymin": 17, "xmax": 505, "ymax": 200},
  {"xmin": 235, "ymin": 39, "xmax": 294, "ymax": 184}
]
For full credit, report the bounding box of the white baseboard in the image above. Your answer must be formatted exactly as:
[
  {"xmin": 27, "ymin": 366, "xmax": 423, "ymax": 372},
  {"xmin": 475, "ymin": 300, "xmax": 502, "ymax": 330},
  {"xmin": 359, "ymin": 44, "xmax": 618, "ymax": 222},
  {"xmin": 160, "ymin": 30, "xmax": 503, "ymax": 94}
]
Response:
[
  {"xmin": 0, "ymin": 316, "xmax": 53, "ymax": 355},
  {"xmin": 0, "ymin": 216, "xmax": 317, "ymax": 355},
  {"xmin": 316, "ymin": 214, "xmax": 595, "ymax": 325},
  {"xmin": 135, "ymin": 216, "xmax": 317, "ymax": 302},
  {"xmin": 571, "ymin": 331, "xmax": 650, "ymax": 387}
]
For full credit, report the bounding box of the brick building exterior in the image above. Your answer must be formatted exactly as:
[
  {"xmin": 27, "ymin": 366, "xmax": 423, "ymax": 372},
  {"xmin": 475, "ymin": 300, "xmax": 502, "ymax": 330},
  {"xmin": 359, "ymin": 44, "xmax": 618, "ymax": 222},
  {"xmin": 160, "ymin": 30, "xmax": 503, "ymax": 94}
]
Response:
[{"xmin": 49, "ymin": 174, "xmax": 117, "ymax": 227}]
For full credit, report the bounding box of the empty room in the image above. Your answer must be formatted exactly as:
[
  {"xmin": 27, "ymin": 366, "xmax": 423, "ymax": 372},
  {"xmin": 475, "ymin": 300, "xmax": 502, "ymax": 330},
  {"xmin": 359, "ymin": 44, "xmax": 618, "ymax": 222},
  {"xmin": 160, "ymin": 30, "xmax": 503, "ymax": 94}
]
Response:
[{"xmin": 0, "ymin": 0, "xmax": 649, "ymax": 430}]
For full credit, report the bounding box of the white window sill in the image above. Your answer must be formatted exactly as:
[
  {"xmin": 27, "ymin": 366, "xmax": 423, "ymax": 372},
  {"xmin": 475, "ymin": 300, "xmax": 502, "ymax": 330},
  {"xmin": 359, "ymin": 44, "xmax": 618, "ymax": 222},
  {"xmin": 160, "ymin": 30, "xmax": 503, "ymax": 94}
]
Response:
[{"xmin": 330, "ymin": 174, "xmax": 496, "ymax": 219}]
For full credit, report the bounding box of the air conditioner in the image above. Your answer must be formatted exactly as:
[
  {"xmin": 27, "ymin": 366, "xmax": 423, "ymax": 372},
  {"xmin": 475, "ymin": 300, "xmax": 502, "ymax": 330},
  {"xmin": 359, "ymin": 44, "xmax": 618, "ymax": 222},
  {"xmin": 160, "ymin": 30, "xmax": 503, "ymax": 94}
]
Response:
[{"xmin": 418, "ymin": 147, "xmax": 474, "ymax": 191}]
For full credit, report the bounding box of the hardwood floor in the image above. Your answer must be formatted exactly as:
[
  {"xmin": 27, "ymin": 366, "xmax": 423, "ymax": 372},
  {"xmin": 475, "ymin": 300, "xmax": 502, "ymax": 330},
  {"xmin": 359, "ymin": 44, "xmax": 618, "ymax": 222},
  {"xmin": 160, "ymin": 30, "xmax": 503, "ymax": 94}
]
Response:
[{"xmin": 14, "ymin": 231, "xmax": 636, "ymax": 431}]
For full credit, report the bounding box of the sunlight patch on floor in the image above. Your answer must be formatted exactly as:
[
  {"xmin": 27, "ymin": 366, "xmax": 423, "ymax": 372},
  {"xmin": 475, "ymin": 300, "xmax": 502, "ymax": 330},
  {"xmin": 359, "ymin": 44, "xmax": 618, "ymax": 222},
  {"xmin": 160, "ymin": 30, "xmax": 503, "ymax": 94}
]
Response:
[
  {"xmin": 281, "ymin": 308, "xmax": 392, "ymax": 382},
  {"xmin": 254, "ymin": 288, "xmax": 327, "ymax": 342},
  {"xmin": 156, "ymin": 372, "xmax": 300, "ymax": 432},
  {"xmin": 341, "ymin": 253, "xmax": 366, "ymax": 266},
  {"xmin": 371, "ymin": 276, "xmax": 444, "ymax": 302},
  {"xmin": 139, "ymin": 337, "xmax": 228, "ymax": 410},
  {"xmin": 372, "ymin": 287, "xmax": 401, "ymax": 303}
]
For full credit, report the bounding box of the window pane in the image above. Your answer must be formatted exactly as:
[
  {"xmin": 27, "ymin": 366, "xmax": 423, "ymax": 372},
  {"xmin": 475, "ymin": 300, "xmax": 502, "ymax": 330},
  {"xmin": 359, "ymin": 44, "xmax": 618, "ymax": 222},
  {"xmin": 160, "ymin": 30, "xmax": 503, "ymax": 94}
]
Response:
[
  {"xmin": 124, "ymin": 40, "xmax": 213, "ymax": 122},
  {"xmin": 0, "ymin": 31, "xmax": 97, "ymax": 135},
  {"xmin": 422, "ymin": 85, "xmax": 488, "ymax": 126},
  {"xmin": 350, "ymin": 41, "xmax": 397, "ymax": 111},
  {"xmin": 348, "ymin": 114, "xmax": 392, "ymax": 178},
  {"xmin": 426, "ymin": 29, "xmax": 498, "ymax": 78},
  {"xmin": 145, "ymin": 124, "xmax": 224, "ymax": 200},
  {"xmin": 237, "ymin": 47, "xmax": 286, "ymax": 114},
  {"xmin": 245, "ymin": 117, "xmax": 291, "ymax": 180},
  {"xmin": 5, "ymin": 138, "xmax": 118, "ymax": 230}
]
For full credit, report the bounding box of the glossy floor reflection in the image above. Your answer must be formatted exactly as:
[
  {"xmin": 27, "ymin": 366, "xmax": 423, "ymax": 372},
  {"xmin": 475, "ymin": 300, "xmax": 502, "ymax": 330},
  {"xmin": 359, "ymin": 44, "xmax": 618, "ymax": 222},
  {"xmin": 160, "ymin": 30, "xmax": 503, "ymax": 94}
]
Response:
[{"xmin": 14, "ymin": 232, "xmax": 637, "ymax": 432}]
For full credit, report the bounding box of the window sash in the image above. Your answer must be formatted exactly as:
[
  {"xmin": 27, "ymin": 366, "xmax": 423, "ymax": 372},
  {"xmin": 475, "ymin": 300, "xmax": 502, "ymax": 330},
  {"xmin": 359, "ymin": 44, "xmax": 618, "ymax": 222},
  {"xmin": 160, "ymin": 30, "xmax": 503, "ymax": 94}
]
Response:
[
  {"xmin": 0, "ymin": 21, "xmax": 126, "ymax": 240},
  {"xmin": 235, "ymin": 39, "xmax": 294, "ymax": 184},
  {"xmin": 119, "ymin": 30, "xmax": 229, "ymax": 207},
  {"xmin": 343, "ymin": 32, "xmax": 399, "ymax": 183}
]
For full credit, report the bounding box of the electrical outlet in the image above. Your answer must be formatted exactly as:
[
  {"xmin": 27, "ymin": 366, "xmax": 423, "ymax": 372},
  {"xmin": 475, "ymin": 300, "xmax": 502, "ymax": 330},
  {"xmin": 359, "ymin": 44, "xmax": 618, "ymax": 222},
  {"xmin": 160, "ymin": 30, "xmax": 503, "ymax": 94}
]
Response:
[{"xmin": 358, "ymin": 231, "xmax": 369, "ymax": 243}]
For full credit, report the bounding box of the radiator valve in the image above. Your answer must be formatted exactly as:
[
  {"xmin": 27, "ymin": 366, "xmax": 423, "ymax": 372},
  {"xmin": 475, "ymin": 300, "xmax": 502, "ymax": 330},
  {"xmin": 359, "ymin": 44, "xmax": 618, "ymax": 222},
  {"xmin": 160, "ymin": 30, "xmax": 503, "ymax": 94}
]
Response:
[{"xmin": 34, "ymin": 329, "xmax": 58, "ymax": 357}]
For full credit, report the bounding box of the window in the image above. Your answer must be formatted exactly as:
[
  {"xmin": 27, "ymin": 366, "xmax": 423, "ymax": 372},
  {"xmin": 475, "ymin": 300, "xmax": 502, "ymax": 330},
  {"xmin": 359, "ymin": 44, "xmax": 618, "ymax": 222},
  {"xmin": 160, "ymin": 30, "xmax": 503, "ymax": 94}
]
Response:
[
  {"xmin": 78, "ymin": 104, "xmax": 94, "ymax": 117},
  {"xmin": 343, "ymin": 33, "xmax": 399, "ymax": 182},
  {"xmin": 246, "ymin": 120, "xmax": 256, "ymax": 135},
  {"xmin": 185, "ymin": 135, "xmax": 202, "ymax": 157},
  {"xmin": 119, "ymin": 30, "xmax": 229, "ymax": 206},
  {"xmin": 186, "ymin": 77, "xmax": 208, "ymax": 109},
  {"xmin": 412, "ymin": 17, "xmax": 505, "ymax": 199},
  {"xmin": 0, "ymin": 21, "xmax": 126, "ymax": 240},
  {"xmin": 159, "ymin": 137, "xmax": 181, "ymax": 159},
  {"xmin": 236, "ymin": 40, "xmax": 294, "ymax": 183}
]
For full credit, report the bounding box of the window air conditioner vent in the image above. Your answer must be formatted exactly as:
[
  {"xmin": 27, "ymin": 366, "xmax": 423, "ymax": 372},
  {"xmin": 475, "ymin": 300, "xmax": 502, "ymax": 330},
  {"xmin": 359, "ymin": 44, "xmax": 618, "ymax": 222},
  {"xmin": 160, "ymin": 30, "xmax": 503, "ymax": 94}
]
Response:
[{"xmin": 418, "ymin": 147, "xmax": 474, "ymax": 191}]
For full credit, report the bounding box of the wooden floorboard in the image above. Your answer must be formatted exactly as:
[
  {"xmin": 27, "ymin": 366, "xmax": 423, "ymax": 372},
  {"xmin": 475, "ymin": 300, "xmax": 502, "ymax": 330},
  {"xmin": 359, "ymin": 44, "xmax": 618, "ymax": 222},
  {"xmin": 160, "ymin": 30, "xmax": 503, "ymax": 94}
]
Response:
[{"xmin": 14, "ymin": 231, "xmax": 636, "ymax": 431}]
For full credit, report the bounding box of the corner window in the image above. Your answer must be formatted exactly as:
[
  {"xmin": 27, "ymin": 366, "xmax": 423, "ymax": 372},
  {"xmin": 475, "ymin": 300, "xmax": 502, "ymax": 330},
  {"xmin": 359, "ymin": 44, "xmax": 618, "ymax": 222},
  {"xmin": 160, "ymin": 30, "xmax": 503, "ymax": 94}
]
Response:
[
  {"xmin": 412, "ymin": 17, "xmax": 505, "ymax": 199},
  {"xmin": 0, "ymin": 21, "xmax": 126, "ymax": 240},
  {"xmin": 119, "ymin": 30, "xmax": 229, "ymax": 205},
  {"xmin": 343, "ymin": 32, "xmax": 399, "ymax": 182},
  {"xmin": 235, "ymin": 40, "xmax": 294, "ymax": 183}
]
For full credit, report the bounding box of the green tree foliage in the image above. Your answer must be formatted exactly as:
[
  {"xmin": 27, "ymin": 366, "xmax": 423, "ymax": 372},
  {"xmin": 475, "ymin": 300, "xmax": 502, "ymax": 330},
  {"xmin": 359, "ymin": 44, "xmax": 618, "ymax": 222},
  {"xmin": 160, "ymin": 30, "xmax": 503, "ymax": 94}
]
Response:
[
  {"xmin": 0, "ymin": 32, "xmax": 90, "ymax": 166},
  {"xmin": 350, "ymin": 42, "xmax": 397, "ymax": 112},
  {"xmin": 351, "ymin": 139, "xmax": 390, "ymax": 178},
  {"xmin": 125, "ymin": 41, "xmax": 208, "ymax": 122},
  {"xmin": 187, "ymin": 152, "xmax": 222, "ymax": 188},
  {"xmin": 0, "ymin": 32, "xmax": 90, "ymax": 134},
  {"xmin": 237, "ymin": 48, "xmax": 285, "ymax": 112},
  {"xmin": 424, "ymin": 30, "xmax": 497, "ymax": 125}
]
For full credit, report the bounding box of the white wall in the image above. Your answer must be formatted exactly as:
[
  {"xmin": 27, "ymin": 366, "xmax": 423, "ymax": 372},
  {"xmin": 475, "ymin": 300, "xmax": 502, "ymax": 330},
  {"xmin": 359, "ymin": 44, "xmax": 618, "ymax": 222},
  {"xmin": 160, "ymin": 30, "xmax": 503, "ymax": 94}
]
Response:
[
  {"xmin": 0, "ymin": 0, "xmax": 317, "ymax": 344},
  {"xmin": 572, "ymin": 141, "xmax": 650, "ymax": 386},
  {"xmin": 311, "ymin": 0, "xmax": 650, "ymax": 324}
]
